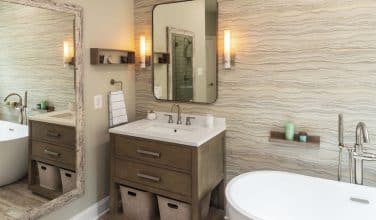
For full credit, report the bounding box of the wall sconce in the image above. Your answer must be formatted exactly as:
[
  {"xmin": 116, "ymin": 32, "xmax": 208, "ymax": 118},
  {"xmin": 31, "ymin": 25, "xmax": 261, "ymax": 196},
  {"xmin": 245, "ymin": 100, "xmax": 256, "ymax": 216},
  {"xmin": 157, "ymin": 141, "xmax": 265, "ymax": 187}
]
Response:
[
  {"xmin": 63, "ymin": 41, "xmax": 74, "ymax": 66},
  {"xmin": 224, "ymin": 29, "xmax": 232, "ymax": 69},
  {"xmin": 140, "ymin": 35, "xmax": 151, "ymax": 68}
]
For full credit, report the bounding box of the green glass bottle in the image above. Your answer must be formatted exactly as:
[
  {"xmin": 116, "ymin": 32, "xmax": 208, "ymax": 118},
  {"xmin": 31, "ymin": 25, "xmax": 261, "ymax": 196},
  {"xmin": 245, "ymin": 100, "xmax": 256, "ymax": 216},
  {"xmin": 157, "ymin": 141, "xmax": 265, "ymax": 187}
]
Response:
[{"xmin": 285, "ymin": 121, "xmax": 295, "ymax": 141}]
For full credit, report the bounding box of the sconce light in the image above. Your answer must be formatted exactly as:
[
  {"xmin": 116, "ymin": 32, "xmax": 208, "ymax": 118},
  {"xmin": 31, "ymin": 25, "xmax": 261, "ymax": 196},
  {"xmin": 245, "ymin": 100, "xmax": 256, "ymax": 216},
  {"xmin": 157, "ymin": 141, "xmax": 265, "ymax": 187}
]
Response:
[
  {"xmin": 140, "ymin": 35, "xmax": 151, "ymax": 69},
  {"xmin": 224, "ymin": 29, "xmax": 232, "ymax": 69},
  {"xmin": 139, "ymin": 35, "xmax": 152, "ymax": 69},
  {"xmin": 63, "ymin": 41, "xmax": 74, "ymax": 66},
  {"xmin": 140, "ymin": 35, "xmax": 146, "ymax": 68}
]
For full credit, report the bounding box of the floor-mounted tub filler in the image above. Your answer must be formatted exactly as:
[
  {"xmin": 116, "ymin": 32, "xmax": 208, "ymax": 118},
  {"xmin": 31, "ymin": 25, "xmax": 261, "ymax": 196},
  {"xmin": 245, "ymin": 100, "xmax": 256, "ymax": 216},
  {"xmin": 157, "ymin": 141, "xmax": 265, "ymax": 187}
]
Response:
[
  {"xmin": 226, "ymin": 171, "xmax": 376, "ymax": 220},
  {"xmin": 0, "ymin": 120, "xmax": 28, "ymax": 186}
]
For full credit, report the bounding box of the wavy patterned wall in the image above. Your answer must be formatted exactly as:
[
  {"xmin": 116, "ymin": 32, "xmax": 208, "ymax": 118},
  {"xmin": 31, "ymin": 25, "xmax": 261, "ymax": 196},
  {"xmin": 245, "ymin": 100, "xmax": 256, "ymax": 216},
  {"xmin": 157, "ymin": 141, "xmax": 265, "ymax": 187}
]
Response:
[
  {"xmin": 0, "ymin": 2, "xmax": 75, "ymax": 122},
  {"xmin": 135, "ymin": 0, "xmax": 376, "ymax": 185}
]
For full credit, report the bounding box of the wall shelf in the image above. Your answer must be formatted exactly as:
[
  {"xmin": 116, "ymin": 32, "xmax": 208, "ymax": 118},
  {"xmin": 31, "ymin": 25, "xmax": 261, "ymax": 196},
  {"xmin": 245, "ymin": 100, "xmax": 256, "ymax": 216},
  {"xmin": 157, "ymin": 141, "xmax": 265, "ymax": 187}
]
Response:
[
  {"xmin": 90, "ymin": 48, "xmax": 135, "ymax": 65},
  {"xmin": 153, "ymin": 52, "xmax": 170, "ymax": 64},
  {"xmin": 269, "ymin": 131, "xmax": 320, "ymax": 148}
]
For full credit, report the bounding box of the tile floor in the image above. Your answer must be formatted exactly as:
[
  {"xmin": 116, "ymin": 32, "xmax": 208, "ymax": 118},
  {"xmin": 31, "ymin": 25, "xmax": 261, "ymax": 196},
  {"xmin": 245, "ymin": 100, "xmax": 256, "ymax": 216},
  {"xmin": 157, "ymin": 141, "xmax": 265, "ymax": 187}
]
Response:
[{"xmin": 0, "ymin": 178, "xmax": 48, "ymax": 219}]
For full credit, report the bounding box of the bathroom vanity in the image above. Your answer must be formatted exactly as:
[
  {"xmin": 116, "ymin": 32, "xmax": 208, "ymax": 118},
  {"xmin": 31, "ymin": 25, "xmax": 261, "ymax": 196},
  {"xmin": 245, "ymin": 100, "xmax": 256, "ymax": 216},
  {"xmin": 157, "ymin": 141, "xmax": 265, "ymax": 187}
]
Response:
[
  {"xmin": 28, "ymin": 111, "xmax": 76, "ymax": 199},
  {"xmin": 109, "ymin": 113, "xmax": 226, "ymax": 220}
]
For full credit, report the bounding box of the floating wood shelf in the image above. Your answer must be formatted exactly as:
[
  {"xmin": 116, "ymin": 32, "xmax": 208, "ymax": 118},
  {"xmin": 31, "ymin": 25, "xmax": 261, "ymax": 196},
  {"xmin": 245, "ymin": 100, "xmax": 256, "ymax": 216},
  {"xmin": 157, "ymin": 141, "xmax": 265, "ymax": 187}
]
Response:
[
  {"xmin": 153, "ymin": 52, "xmax": 170, "ymax": 64},
  {"xmin": 90, "ymin": 48, "xmax": 135, "ymax": 65},
  {"xmin": 269, "ymin": 131, "xmax": 320, "ymax": 148}
]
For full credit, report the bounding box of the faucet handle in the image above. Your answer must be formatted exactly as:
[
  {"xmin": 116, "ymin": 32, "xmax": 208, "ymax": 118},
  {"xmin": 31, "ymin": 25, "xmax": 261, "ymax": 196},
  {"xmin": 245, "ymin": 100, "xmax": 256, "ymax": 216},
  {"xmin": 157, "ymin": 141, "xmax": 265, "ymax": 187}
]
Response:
[
  {"xmin": 164, "ymin": 114, "xmax": 173, "ymax": 124},
  {"xmin": 340, "ymin": 144, "xmax": 355, "ymax": 151},
  {"xmin": 185, "ymin": 116, "xmax": 196, "ymax": 126}
]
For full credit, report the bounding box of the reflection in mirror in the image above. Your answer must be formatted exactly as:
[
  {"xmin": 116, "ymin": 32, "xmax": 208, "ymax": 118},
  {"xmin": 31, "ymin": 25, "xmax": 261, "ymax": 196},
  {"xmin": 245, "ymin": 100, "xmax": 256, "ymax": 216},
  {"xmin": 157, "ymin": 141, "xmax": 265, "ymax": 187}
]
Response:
[
  {"xmin": 153, "ymin": 0, "xmax": 218, "ymax": 103},
  {"xmin": 0, "ymin": 1, "xmax": 77, "ymax": 218}
]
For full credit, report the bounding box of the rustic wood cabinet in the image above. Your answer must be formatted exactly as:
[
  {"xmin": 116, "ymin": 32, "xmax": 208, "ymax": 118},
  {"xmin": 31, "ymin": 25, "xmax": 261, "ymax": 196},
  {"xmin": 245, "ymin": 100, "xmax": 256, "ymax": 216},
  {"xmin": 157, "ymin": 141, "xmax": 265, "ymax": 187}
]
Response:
[
  {"xmin": 109, "ymin": 132, "xmax": 225, "ymax": 220},
  {"xmin": 28, "ymin": 120, "xmax": 76, "ymax": 199}
]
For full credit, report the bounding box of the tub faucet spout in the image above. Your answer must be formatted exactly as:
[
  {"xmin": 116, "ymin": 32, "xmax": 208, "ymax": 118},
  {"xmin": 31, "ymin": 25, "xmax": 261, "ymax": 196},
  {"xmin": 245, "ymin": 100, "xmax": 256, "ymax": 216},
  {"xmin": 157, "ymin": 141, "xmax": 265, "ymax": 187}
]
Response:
[
  {"xmin": 353, "ymin": 122, "xmax": 370, "ymax": 185},
  {"xmin": 3, "ymin": 92, "xmax": 28, "ymax": 125}
]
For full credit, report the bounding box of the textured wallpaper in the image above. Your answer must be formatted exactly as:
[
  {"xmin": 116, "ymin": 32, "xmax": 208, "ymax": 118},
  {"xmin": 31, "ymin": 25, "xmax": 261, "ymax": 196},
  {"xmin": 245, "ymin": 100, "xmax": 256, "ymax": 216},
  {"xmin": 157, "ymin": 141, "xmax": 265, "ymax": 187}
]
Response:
[
  {"xmin": 135, "ymin": 0, "xmax": 376, "ymax": 186},
  {"xmin": 0, "ymin": 1, "xmax": 75, "ymax": 122}
]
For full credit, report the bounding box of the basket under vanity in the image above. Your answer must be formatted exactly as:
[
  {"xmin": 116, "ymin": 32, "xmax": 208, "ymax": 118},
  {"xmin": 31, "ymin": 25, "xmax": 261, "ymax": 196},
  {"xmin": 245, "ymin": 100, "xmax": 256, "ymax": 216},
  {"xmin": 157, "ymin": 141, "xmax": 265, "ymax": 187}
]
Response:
[
  {"xmin": 28, "ymin": 111, "xmax": 76, "ymax": 199},
  {"xmin": 108, "ymin": 115, "xmax": 226, "ymax": 220}
]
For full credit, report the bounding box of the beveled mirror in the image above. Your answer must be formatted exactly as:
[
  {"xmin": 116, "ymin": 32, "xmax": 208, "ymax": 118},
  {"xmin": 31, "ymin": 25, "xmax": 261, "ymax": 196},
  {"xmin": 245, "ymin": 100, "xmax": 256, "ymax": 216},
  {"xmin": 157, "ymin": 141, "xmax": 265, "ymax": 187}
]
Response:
[
  {"xmin": 0, "ymin": 0, "xmax": 84, "ymax": 219},
  {"xmin": 152, "ymin": 0, "xmax": 218, "ymax": 104}
]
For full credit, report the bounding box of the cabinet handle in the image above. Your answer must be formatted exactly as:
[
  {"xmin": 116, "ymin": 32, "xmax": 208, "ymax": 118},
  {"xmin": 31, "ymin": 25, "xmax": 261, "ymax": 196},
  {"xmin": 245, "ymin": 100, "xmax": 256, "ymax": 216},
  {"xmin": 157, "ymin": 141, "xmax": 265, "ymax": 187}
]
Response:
[
  {"xmin": 137, "ymin": 173, "xmax": 160, "ymax": 182},
  {"xmin": 136, "ymin": 149, "xmax": 160, "ymax": 158},
  {"xmin": 44, "ymin": 149, "xmax": 60, "ymax": 157},
  {"xmin": 46, "ymin": 131, "xmax": 60, "ymax": 137}
]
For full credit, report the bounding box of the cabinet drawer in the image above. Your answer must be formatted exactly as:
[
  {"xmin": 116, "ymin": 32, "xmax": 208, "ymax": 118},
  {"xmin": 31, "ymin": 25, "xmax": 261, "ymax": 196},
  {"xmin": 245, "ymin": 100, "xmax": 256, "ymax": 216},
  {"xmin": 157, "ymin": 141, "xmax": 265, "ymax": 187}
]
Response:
[
  {"xmin": 31, "ymin": 140, "xmax": 75, "ymax": 169},
  {"xmin": 116, "ymin": 159, "xmax": 191, "ymax": 197},
  {"xmin": 115, "ymin": 135, "xmax": 192, "ymax": 171},
  {"xmin": 31, "ymin": 121, "xmax": 75, "ymax": 147}
]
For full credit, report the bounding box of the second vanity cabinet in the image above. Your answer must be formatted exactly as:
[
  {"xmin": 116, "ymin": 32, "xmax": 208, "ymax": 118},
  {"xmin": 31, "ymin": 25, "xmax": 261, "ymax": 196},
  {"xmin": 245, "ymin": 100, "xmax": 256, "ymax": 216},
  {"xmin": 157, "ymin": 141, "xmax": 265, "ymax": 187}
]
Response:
[
  {"xmin": 28, "ymin": 120, "xmax": 76, "ymax": 199},
  {"xmin": 109, "ymin": 132, "xmax": 225, "ymax": 220}
]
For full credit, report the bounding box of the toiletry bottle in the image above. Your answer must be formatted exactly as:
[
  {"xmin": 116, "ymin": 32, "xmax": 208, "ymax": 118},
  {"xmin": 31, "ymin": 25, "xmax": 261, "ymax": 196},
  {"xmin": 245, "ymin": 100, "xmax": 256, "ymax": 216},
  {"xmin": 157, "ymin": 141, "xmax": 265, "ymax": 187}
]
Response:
[
  {"xmin": 298, "ymin": 131, "xmax": 308, "ymax": 142},
  {"xmin": 285, "ymin": 121, "xmax": 295, "ymax": 141},
  {"xmin": 41, "ymin": 100, "xmax": 47, "ymax": 110},
  {"xmin": 147, "ymin": 110, "xmax": 157, "ymax": 120}
]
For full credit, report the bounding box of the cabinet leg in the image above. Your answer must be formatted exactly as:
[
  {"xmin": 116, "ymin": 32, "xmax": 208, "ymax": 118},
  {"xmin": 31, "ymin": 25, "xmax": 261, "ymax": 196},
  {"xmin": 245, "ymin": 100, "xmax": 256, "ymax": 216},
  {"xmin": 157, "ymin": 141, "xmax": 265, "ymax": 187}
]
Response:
[
  {"xmin": 192, "ymin": 200, "xmax": 202, "ymax": 220},
  {"xmin": 211, "ymin": 180, "xmax": 225, "ymax": 210},
  {"xmin": 109, "ymin": 181, "xmax": 119, "ymax": 215}
]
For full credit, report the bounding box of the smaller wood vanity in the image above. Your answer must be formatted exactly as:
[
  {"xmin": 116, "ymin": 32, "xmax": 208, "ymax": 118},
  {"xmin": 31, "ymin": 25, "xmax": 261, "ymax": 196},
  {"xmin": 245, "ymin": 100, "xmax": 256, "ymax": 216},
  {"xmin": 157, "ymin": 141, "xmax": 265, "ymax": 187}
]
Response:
[
  {"xmin": 109, "ymin": 129, "xmax": 225, "ymax": 220},
  {"xmin": 28, "ymin": 119, "xmax": 76, "ymax": 199}
]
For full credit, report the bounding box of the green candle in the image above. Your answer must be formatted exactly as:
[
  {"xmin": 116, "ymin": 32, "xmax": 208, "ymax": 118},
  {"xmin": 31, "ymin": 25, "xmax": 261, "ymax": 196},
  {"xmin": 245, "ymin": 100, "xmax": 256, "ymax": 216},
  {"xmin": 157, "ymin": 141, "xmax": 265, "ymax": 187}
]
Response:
[{"xmin": 285, "ymin": 121, "xmax": 295, "ymax": 141}]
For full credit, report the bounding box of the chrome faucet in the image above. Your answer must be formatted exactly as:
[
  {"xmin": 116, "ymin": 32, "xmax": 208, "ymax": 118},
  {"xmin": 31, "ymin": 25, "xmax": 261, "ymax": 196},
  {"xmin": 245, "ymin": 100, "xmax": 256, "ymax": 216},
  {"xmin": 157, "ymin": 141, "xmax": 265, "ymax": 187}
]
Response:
[
  {"xmin": 337, "ymin": 114, "xmax": 376, "ymax": 185},
  {"xmin": 353, "ymin": 122, "xmax": 370, "ymax": 185},
  {"xmin": 338, "ymin": 114, "xmax": 355, "ymax": 183},
  {"xmin": 3, "ymin": 91, "xmax": 28, "ymax": 125},
  {"xmin": 170, "ymin": 104, "xmax": 182, "ymax": 125}
]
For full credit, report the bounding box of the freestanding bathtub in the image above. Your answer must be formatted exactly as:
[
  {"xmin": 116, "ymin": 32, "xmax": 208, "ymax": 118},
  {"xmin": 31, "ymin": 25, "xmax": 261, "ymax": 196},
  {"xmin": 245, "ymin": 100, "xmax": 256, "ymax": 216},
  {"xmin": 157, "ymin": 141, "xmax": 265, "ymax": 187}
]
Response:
[
  {"xmin": 0, "ymin": 120, "xmax": 28, "ymax": 186},
  {"xmin": 226, "ymin": 171, "xmax": 376, "ymax": 220}
]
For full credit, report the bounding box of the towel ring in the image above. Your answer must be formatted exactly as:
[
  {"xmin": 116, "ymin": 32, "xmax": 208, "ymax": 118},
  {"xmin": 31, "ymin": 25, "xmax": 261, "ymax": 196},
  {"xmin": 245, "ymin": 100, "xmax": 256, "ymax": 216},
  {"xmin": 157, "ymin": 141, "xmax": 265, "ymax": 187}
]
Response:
[{"xmin": 110, "ymin": 79, "xmax": 123, "ymax": 90}]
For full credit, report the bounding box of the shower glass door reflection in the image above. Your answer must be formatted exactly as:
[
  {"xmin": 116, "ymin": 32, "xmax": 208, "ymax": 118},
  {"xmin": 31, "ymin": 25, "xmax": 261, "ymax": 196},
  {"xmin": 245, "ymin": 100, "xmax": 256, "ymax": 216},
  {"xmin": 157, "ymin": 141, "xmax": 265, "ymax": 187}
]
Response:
[{"xmin": 171, "ymin": 33, "xmax": 193, "ymax": 101}]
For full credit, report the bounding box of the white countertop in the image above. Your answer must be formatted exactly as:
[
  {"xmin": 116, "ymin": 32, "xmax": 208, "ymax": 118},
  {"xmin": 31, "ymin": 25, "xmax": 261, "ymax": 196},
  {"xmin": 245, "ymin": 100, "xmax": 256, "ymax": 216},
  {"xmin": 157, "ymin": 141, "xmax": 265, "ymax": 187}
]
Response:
[
  {"xmin": 28, "ymin": 110, "xmax": 76, "ymax": 127},
  {"xmin": 109, "ymin": 112, "xmax": 226, "ymax": 147}
]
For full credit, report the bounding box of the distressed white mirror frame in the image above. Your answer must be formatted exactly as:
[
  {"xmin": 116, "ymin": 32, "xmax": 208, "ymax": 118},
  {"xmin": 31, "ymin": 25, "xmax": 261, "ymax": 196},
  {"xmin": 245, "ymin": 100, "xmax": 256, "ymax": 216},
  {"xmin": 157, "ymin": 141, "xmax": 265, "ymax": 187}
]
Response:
[{"xmin": 1, "ymin": 0, "xmax": 84, "ymax": 219}]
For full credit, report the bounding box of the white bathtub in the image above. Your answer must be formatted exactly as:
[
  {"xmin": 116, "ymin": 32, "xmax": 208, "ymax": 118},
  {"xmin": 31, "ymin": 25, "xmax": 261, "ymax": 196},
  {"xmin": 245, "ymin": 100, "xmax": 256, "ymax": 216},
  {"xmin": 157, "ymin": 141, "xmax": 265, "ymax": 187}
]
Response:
[
  {"xmin": 0, "ymin": 120, "xmax": 28, "ymax": 186},
  {"xmin": 226, "ymin": 171, "xmax": 376, "ymax": 220}
]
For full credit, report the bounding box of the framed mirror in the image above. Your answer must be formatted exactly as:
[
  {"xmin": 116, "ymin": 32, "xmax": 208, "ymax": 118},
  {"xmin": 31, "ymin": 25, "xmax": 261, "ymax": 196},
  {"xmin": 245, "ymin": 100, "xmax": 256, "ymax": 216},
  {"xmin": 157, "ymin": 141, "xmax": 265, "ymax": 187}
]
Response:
[
  {"xmin": 0, "ymin": 0, "xmax": 84, "ymax": 219},
  {"xmin": 152, "ymin": 0, "xmax": 218, "ymax": 104}
]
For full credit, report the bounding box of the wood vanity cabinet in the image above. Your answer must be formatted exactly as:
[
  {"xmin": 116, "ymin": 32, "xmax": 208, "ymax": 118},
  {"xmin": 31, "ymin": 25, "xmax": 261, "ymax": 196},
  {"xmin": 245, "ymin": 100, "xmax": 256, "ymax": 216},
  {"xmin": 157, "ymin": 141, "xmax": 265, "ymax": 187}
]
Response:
[
  {"xmin": 28, "ymin": 120, "xmax": 76, "ymax": 199},
  {"xmin": 109, "ymin": 132, "xmax": 225, "ymax": 220}
]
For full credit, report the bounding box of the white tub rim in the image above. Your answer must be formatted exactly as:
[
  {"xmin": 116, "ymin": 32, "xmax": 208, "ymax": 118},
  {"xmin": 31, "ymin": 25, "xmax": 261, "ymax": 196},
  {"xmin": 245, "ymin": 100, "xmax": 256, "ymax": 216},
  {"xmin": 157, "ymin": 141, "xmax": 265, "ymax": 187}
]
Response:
[
  {"xmin": 0, "ymin": 120, "xmax": 28, "ymax": 142},
  {"xmin": 225, "ymin": 170, "xmax": 376, "ymax": 220}
]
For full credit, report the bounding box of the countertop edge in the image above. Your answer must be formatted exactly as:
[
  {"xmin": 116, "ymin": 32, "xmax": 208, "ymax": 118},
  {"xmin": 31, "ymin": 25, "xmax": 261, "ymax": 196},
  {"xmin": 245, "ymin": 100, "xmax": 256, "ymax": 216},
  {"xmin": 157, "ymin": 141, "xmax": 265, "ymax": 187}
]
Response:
[{"xmin": 109, "ymin": 127, "xmax": 226, "ymax": 147}]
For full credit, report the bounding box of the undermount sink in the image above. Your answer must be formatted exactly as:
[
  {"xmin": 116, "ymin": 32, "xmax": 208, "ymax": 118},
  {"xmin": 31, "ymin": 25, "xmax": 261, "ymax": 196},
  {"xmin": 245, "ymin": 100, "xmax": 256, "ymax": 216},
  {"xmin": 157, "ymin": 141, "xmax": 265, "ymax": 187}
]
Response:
[
  {"xmin": 109, "ymin": 111, "xmax": 226, "ymax": 147},
  {"xmin": 143, "ymin": 124, "xmax": 194, "ymax": 136}
]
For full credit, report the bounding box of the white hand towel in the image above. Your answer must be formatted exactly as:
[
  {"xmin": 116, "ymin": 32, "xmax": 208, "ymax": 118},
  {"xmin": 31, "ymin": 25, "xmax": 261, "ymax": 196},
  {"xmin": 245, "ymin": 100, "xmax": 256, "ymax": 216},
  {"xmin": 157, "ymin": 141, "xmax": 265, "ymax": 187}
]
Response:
[{"xmin": 109, "ymin": 91, "xmax": 128, "ymax": 127}]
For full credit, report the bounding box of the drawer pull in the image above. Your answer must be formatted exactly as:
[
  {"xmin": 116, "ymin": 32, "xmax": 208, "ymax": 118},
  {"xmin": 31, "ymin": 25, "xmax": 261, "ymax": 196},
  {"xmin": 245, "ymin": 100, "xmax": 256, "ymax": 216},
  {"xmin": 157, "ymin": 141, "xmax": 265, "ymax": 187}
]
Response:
[
  {"xmin": 46, "ymin": 131, "xmax": 61, "ymax": 138},
  {"xmin": 44, "ymin": 149, "xmax": 60, "ymax": 157},
  {"xmin": 136, "ymin": 149, "xmax": 160, "ymax": 158},
  {"xmin": 128, "ymin": 191, "xmax": 137, "ymax": 197},
  {"xmin": 137, "ymin": 173, "xmax": 160, "ymax": 182},
  {"xmin": 168, "ymin": 203, "xmax": 179, "ymax": 209}
]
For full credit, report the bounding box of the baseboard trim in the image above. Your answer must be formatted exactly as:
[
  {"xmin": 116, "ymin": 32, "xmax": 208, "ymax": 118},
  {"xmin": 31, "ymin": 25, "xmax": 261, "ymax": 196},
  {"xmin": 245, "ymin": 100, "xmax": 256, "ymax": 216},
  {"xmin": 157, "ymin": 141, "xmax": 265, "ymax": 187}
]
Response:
[{"xmin": 70, "ymin": 196, "xmax": 109, "ymax": 220}]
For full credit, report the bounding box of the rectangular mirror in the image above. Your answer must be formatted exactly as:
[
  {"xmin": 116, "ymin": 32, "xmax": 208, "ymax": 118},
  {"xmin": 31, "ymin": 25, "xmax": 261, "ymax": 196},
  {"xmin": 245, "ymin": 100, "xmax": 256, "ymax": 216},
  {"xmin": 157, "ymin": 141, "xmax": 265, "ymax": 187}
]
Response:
[
  {"xmin": 152, "ymin": 0, "xmax": 218, "ymax": 104},
  {"xmin": 0, "ymin": 0, "xmax": 84, "ymax": 219}
]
